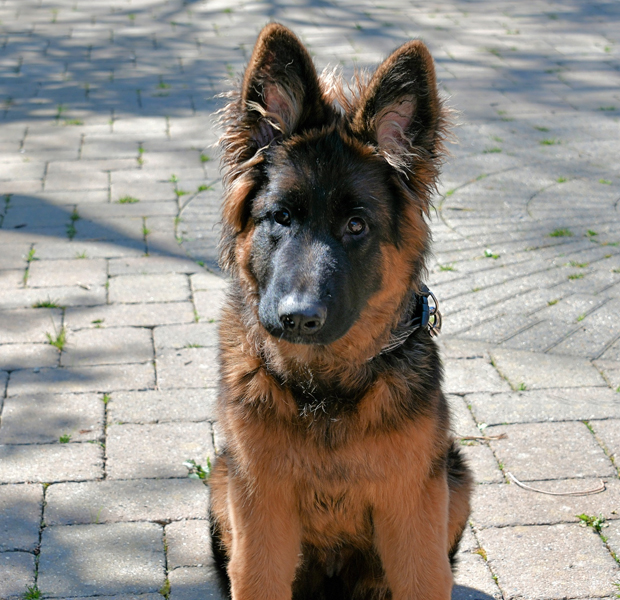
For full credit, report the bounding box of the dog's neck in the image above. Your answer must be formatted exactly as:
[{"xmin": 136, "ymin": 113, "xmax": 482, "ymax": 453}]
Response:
[{"xmin": 372, "ymin": 284, "xmax": 441, "ymax": 360}]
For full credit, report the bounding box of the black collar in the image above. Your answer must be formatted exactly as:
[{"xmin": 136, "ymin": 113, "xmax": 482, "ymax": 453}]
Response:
[{"xmin": 372, "ymin": 284, "xmax": 441, "ymax": 359}]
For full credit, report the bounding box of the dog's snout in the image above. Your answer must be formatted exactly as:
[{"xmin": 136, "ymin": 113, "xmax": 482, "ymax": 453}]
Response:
[{"xmin": 278, "ymin": 296, "xmax": 327, "ymax": 336}]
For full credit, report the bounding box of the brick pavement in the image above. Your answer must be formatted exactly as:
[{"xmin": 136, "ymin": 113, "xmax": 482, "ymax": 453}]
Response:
[{"xmin": 0, "ymin": 0, "xmax": 619, "ymax": 598}]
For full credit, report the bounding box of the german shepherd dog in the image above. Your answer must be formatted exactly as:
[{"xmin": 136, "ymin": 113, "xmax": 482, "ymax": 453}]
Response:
[{"xmin": 209, "ymin": 23, "xmax": 472, "ymax": 600}]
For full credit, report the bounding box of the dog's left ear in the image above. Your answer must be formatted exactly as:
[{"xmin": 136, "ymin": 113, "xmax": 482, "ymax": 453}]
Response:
[{"xmin": 352, "ymin": 40, "xmax": 445, "ymax": 173}]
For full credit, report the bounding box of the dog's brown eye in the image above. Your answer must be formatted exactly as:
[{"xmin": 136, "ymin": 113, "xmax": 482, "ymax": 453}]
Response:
[
  {"xmin": 347, "ymin": 217, "xmax": 366, "ymax": 235},
  {"xmin": 274, "ymin": 209, "xmax": 291, "ymax": 226}
]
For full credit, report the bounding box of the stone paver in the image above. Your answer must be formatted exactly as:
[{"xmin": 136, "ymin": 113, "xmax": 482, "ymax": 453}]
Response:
[
  {"xmin": 109, "ymin": 274, "xmax": 191, "ymax": 304},
  {"xmin": 478, "ymin": 524, "xmax": 618, "ymax": 599},
  {"xmin": 0, "ymin": 443, "xmax": 103, "ymax": 484},
  {"xmin": 471, "ymin": 478, "xmax": 620, "ymax": 529},
  {"xmin": 8, "ymin": 363, "xmax": 155, "ymax": 396},
  {"xmin": 168, "ymin": 566, "xmax": 224, "ymax": 600},
  {"xmin": 45, "ymin": 479, "xmax": 208, "ymax": 526},
  {"xmin": 489, "ymin": 421, "xmax": 615, "ymax": 481},
  {"xmin": 467, "ymin": 387, "xmax": 620, "ymax": 425},
  {"xmin": 490, "ymin": 348, "xmax": 607, "ymax": 390},
  {"xmin": 0, "ymin": 393, "xmax": 103, "ymax": 444},
  {"xmin": 0, "ymin": 552, "xmax": 35, "ymax": 598},
  {"xmin": 591, "ymin": 419, "xmax": 620, "ymax": 464},
  {"xmin": 59, "ymin": 327, "xmax": 153, "ymax": 367},
  {"xmin": 156, "ymin": 347, "xmax": 219, "ymax": 389},
  {"xmin": 27, "ymin": 259, "xmax": 108, "ymax": 288},
  {"xmin": 107, "ymin": 389, "xmax": 217, "ymax": 424},
  {"xmin": 0, "ymin": 308, "xmax": 62, "ymax": 344},
  {"xmin": 64, "ymin": 302, "xmax": 196, "ymax": 330},
  {"xmin": 0, "ymin": 483, "xmax": 43, "ymax": 552},
  {"xmin": 38, "ymin": 522, "xmax": 165, "ymax": 597},
  {"xmin": 1, "ymin": 0, "xmax": 619, "ymax": 596},
  {"xmin": 106, "ymin": 422, "xmax": 214, "ymax": 480},
  {"xmin": 453, "ymin": 552, "xmax": 502, "ymax": 599},
  {"xmin": 165, "ymin": 520, "xmax": 212, "ymax": 570},
  {"xmin": 443, "ymin": 358, "xmax": 511, "ymax": 394},
  {"xmin": 153, "ymin": 323, "xmax": 219, "ymax": 350},
  {"xmin": 0, "ymin": 343, "xmax": 59, "ymax": 370}
]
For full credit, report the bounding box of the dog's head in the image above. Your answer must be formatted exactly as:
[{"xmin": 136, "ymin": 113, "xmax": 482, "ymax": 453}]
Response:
[{"xmin": 220, "ymin": 24, "xmax": 447, "ymax": 356}]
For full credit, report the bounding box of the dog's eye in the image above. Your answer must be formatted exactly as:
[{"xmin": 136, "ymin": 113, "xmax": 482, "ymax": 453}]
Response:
[
  {"xmin": 346, "ymin": 217, "xmax": 366, "ymax": 235},
  {"xmin": 273, "ymin": 209, "xmax": 292, "ymax": 226}
]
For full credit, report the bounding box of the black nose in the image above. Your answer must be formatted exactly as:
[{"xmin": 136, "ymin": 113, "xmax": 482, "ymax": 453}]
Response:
[{"xmin": 278, "ymin": 296, "xmax": 327, "ymax": 336}]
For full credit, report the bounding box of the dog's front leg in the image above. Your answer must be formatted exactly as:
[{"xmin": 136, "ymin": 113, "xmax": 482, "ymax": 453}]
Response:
[
  {"xmin": 227, "ymin": 473, "xmax": 301, "ymax": 600},
  {"xmin": 373, "ymin": 473, "xmax": 453, "ymax": 600}
]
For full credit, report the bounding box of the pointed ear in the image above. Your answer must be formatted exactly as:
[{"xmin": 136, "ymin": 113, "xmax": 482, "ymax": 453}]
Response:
[
  {"xmin": 352, "ymin": 40, "xmax": 446, "ymax": 171},
  {"xmin": 218, "ymin": 24, "xmax": 327, "ymax": 273},
  {"xmin": 239, "ymin": 23, "xmax": 326, "ymax": 150}
]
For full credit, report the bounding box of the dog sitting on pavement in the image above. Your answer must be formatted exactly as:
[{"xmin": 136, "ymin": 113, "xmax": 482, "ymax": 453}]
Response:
[{"xmin": 208, "ymin": 23, "xmax": 472, "ymax": 600}]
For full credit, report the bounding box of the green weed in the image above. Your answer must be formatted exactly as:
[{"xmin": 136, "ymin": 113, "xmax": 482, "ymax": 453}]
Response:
[
  {"xmin": 66, "ymin": 208, "xmax": 80, "ymax": 240},
  {"xmin": 549, "ymin": 228, "xmax": 572, "ymax": 237},
  {"xmin": 484, "ymin": 249, "xmax": 500, "ymax": 259},
  {"xmin": 599, "ymin": 179, "xmax": 612, "ymax": 185},
  {"xmin": 33, "ymin": 298, "xmax": 60, "ymax": 309},
  {"xmin": 577, "ymin": 513, "xmax": 606, "ymax": 533},
  {"xmin": 547, "ymin": 299, "xmax": 558, "ymax": 306},
  {"xmin": 483, "ymin": 147, "xmax": 502, "ymax": 153},
  {"xmin": 46, "ymin": 327, "xmax": 67, "ymax": 351},
  {"xmin": 473, "ymin": 547, "xmax": 487, "ymax": 560},
  {"xmin": 556, "ymin": 177, "xmax": 567, "ymax": 183},
  {"xmin": 438, "ymin": 264, "xmax": 455, "ymax": 272},
  {"xmin": 118, "ymin": 196, "xmax": 139, "ymax": 204},
  {"xmin": 200, "ymin": 153, "xmax": 210, "ymax": 163},
  {"xmin": 540, "ymin": 138, "xmax": 560, "ymax": 145},
  {"xmin": 568, "ymin": 273, "xmax": 584, "ymax": 280},
  {"xmin": 159, "ymin": 578, "xmax": 171, "ymax": 599},
  {"xmin": 183, "ymin": 457, "xmax": 212, "ymax": 480},
  {"xmin": 23, "ymin": 585, "xmax": 41, "ymax": 600},
  {"xmin": 59, "ymin": 434, "xmax": 71, "ymax": 443}
]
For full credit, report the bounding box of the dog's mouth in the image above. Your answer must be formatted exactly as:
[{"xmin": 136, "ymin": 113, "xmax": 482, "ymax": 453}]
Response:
[{"xmin": 263, "ymin": 322, "xmax": 342, "ymax": 347}]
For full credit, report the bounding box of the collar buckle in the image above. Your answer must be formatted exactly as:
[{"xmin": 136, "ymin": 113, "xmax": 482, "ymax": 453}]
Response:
[{"xmin": 372, "ymin": 284, "xmax": 442, "ymax": 360}]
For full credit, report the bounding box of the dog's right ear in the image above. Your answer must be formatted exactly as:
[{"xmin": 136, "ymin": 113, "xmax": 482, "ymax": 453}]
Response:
[
  {"xmin": 219, "ymin": 24, "xmax": 326, "ymax": 273},
  {"xmin": 226, "ymin": 24, "xmax": 326, "ymax": 161}
]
